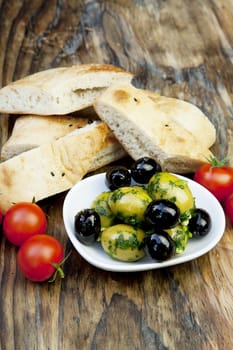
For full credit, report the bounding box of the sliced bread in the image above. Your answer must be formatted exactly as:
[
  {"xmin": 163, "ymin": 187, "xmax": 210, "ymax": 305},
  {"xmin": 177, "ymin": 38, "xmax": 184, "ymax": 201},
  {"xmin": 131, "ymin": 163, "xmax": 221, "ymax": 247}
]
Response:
[
  {"xmin": 94, "ymin": 83, "xmax": 215, "ymax": 173},
  {"xmin": 0, "ymin": 64, "xmax": 133, "ymax": 115},
  {"xmin": 0, "ymin": 115, "xmax": 94, "ymax": 160},
  {"xmin": 0, "ymin": 114, "xmax": 127, "ymax": 166},
  {"xmin": 0, "ymin": 121, "xmax": 111, "ymax": 213},
  {"xmin": 146, "ymin": 91, "xmax": 216, "ymax": 149}
]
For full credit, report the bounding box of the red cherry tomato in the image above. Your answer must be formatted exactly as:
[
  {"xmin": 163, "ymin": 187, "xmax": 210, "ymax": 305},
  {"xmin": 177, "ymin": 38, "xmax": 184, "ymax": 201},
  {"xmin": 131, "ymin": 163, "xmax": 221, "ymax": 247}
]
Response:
[
  {"xmin": 3, "ymin": 202, "xmax": 47, "ymax": 246},
  {"xmin": 194, "ymin": 158, "xmax": 233, "ymax": 203},
  {"xmin": 17, "ymin": 234, "xmax": 64, "ymax": 282},
  {"xmin": 224, "ymin": 194, "xmax": 233, "ymax": 224}
]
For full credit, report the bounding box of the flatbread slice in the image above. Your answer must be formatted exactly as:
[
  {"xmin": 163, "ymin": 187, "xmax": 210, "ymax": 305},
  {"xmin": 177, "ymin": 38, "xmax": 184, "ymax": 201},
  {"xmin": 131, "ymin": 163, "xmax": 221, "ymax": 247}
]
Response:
[
  {"xmin": 94, "ymin": 83, "xmax": 215, "ymax": 173},
  {"xmin": 146, "ymin": 91, "xmax": 216, "ymax": 149},
  {"xmin": 0, "ymin": 64, "xmax": 133, "ymax": 115},
  {"xmin": 0, "ymin": 121, "xmax": 111, "ymax": 213},
  {"xmin": 0, "ymin": 114, "xmax": 127, "ymax": 167},
  {"xmin": 0, "ymin": 115, "xmax": 94, "ymax": 160}
]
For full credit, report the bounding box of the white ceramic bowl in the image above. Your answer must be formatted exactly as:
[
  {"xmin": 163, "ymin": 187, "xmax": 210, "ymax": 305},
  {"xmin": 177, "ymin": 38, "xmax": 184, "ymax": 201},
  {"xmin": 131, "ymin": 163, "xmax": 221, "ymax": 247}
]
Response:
[{"xmin": 63, "ymin": 173, "xmax": 226, "ymax": 272}]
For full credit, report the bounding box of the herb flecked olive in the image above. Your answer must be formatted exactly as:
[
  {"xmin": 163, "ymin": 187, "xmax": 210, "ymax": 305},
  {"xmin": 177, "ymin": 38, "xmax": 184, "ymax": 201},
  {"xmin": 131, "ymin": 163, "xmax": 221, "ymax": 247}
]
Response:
[
  {"xmin": 165, "ymin": 224, "xmax": 190, "ymax": 254},
  {"xmin": 92, "ymin": 192, "xmax": 115, "ymax": 229},
  {"xmin": 148, "ymin": 172, "xmax": 194, "ymax": 213},
  {"xmin": 108, "ymin": 186, "xmax": 152, "ymax": 226},
  {"xmin": 100, "ymin": 224, "xmax": 145, "ymax": 261}
]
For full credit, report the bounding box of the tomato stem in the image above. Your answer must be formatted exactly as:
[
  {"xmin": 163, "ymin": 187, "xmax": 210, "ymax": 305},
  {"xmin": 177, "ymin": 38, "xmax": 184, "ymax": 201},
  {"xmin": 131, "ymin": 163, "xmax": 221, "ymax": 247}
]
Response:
[
  {"xmin": 48, "ymin": 251, "xmax": 72, "ymax": 283},
  {"xmin": 207, "ymin": 155, "xmax": 229, "ymax": 168}
]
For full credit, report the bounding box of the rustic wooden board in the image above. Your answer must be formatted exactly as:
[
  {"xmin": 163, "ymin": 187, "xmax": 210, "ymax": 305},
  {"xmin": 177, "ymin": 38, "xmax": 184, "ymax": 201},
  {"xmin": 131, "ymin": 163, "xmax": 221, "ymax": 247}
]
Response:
[{"xmin": 0, "ymin": 1, "xmax": 233, "ymax": 349}]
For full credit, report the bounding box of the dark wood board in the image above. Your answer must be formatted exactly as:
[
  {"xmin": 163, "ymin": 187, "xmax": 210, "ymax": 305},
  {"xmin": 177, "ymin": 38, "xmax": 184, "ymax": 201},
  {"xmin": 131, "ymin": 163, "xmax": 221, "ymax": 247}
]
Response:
[{"xmin": 0, "ymin": 1, "xmax": 233, "ymax": 349}]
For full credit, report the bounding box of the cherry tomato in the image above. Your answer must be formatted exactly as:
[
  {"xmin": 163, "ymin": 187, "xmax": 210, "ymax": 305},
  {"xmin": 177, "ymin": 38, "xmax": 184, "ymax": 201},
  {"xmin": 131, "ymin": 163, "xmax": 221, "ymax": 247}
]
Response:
[
  {"xmin": 194, "ymin": 158, "xmax": 233, "ymax": 203},
  {"xmin": 17, "ymin": 234, "xmax": 64, "ymax": 282},
  {"xmin": 224, "ymin": 194, "xmax": 233, "ymax": 224},
  {"xmin": 3, "ymin": 202, "xmax": 47, "ymax": 246}
]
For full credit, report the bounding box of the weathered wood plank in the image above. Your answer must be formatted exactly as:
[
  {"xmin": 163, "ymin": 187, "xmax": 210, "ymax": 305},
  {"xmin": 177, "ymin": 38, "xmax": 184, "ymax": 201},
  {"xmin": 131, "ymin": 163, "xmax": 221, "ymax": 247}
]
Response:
[{"xmin": 0, "ymin": 1, "xmax": 233, "ymax": 349}]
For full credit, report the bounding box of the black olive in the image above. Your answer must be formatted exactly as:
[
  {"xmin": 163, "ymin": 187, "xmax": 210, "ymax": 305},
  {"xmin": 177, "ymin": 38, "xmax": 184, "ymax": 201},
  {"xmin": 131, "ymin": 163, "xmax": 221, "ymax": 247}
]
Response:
[
  {"xmin": 105, "ymin": 166, "xmax": 131, "ymax": 190},
  {"xmin": 131, "ymin": 157, "xmax": 162, "ymax": 184},
  {"xmin": 74, "ymin": 209, "xmax": 101, "ymax": 245},
  {"xmin": 144, "ymin": 231, "xmax": 176, "ymax": 261},
  {"xmin": 188, "ymin": 208, "xmax": 211, "ymax": 237},
  {"xmin": 144, "ymin": 199, "xmax": 180, "ymax": 229}
]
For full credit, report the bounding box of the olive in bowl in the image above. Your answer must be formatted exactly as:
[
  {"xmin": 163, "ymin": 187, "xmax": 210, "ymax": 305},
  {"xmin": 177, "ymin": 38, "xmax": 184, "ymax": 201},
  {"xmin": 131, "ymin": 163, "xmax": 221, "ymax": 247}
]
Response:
[
  {"xmin": 131, "ymin": 157, "xmax": 162, "ymax": 184},
  {"xmin": 101, "ymin": 224, "xmax": 146, "ymax": 262},
  {"xmin": 144, "ymin": 231, "xmax": 176, "ymax": 261},
  {"xmin": 144, "ymin": 199, "xmax": 180, "ymax": 230},
  {"xmin": 105, "ymin": 166, "xmax": 131, "ymax": 190},
  {"xmin": 108, "ymin": 186, "xmax": 152, "ymax": 226},
  {"xmin": 74, "ymin": 209, "xmax": 101, "ymax": 245},
  {"xmin": 188, "ymin": 208, "xmax": 211, "ymax": 237}
]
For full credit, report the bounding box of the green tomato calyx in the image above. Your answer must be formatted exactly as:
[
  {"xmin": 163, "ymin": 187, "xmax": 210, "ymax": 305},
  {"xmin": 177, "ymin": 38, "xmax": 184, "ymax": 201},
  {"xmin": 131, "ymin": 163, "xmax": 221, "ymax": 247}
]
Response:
[
  {"xmin": 48, "ymin": 251, "xmax": 72, "ymax": 283},
  {"xmin": 207, "ymin": 155, "xmax": 229, "ymax": 168}
]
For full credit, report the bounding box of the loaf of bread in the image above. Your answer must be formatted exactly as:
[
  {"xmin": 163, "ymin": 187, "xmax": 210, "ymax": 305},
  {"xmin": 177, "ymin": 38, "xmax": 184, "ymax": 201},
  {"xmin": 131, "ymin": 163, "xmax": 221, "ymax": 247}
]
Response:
[
  {"xmin": 0, "ymin": 121, "xmax": 114, "ymax": 213},
  {"xmin": 0, "ymin": 64, "xmax": 133, "ymax": 115},
  {"xmin": 94, "ymin": 83, "xmax": 216, "ymax": 173}
]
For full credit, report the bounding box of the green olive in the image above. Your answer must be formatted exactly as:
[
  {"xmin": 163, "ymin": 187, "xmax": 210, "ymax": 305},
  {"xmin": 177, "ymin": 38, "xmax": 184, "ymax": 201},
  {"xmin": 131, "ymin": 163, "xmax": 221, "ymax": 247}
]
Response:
[
  {"xmin": 165, "ymin": 224, "xmax": 190, "ymax": 254},
  {"xmin": 92, "ymin": 191, "xmax": 115, "ymax": 229},
  {"xmin": 108, "ymin": 186, "xmax": 152, "ymax": 226},
  {"xmin": 148, "ymin": 172, "xmax": 195, "ymax": 213},
  {"xmin": 101, "ymin": 224, "xmax": 145, "ymax": 262}
]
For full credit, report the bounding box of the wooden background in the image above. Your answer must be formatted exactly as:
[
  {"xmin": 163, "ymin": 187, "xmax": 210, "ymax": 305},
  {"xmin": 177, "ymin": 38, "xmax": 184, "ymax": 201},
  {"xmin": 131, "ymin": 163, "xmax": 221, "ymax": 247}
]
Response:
[{"xmin": 1, "ymin": 1, "xmax": 233, "ymax": 349}]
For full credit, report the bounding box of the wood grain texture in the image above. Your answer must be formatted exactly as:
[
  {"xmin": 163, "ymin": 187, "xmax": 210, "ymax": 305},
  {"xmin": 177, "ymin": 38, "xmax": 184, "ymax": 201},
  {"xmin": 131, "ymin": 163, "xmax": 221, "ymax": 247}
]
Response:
[{"xmin": 0, "ymin": 1, "xmax": 233, "ymax": 349}]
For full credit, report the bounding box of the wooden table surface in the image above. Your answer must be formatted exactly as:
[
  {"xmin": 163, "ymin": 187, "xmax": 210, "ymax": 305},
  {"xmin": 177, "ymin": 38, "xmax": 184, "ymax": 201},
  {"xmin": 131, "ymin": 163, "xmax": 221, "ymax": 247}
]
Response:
[{"xmin": 1, "ymin": 1, "xmax": 233, "ymax": 349}]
